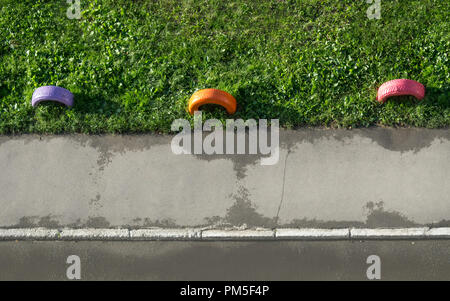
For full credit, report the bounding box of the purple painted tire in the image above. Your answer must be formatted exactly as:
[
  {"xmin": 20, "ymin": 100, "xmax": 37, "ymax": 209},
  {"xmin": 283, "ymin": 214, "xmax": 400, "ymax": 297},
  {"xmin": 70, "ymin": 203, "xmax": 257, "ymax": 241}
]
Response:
[{"xmin": 31, "ymin": 86, "xmax": 74, "ymax": 107}]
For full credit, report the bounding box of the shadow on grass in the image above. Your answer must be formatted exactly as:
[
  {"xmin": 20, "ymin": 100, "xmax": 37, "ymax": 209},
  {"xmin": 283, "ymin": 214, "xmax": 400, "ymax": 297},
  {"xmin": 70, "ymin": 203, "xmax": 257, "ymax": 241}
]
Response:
[
  {"xmin": 71, "ymin": 92, "xmax": 122, "ymax": 115},
  {"xmin": 30, "ymin": 91, "xmax": 122, "ymax": 120},
  {"xmin": 384, "ymin": 86, "xmax": 449, "ymax": 108},
  {"xmin": 232, "ymin": 82, "xmax": 307, "ymax": 127},
  {"xmin": 424, "ymin": 86, "xmax": 450, "ymax": 106}
]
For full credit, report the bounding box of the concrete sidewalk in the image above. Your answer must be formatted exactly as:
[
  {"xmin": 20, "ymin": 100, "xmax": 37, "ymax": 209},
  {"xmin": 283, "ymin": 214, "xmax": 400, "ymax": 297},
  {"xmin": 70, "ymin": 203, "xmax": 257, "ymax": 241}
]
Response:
[{"xmin": 0, "ymin": 128, "xmax": 449, "ymax": 229}]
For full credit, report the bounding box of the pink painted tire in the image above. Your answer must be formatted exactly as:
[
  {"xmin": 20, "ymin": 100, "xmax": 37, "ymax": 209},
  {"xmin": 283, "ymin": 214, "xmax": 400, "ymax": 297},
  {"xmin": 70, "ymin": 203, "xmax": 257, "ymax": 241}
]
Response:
[
  {"xmin": 376, "ymin": 79, "xmax": 425, "ymax": 103},
  {"xmin": 31, "ymin": 86, "xmax": 74, "ymax": 107}
]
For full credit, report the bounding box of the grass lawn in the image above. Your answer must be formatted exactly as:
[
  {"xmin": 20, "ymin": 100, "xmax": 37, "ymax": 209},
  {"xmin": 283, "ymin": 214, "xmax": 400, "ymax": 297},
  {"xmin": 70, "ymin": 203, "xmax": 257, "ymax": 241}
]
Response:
[{"xmin": 0, "ymin": 0, "xmax": 448, "ymax": 134}]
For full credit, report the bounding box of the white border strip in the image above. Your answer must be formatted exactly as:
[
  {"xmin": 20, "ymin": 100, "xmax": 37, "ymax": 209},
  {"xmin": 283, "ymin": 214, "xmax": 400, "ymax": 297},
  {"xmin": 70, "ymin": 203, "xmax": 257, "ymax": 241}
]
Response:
[
  {"xmin": 202, "ymin": 229, "xmax": 275, "ymax": 240},
  {"xmin": 425, "ymin": 227, "xmax": 450, "ymax": 239},
  {"xmin": 0, "ymin": 227, "xmax": 450, "ymax": 241},
  {"xmin": 130, "ymin": 228, "xmax": 202, "ymax": 240},
  {"xmin": 0, "ymin": 228, "xmax": 60, "ymax": 240},
  {"xmin": 350, "ymin": 227, "xmax": 429, "ymax": 240},
  {"xmin": 59, "ymin": 229, "xmax": 130, "ymax": 240},
  {"xmin": 275, "ymin": 228, "xmax": 350, "ymax": 240}
]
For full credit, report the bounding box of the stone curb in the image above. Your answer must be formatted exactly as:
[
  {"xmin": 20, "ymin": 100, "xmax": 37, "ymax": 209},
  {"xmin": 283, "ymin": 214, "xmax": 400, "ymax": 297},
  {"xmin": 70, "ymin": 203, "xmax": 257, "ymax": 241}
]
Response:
[
  {"xmin": 350, "ymin": 227, "xmax": 429, "ymax": 240},
  {"xmin": 275, "ymin": 228, "xmax": 350, "ymax": 240},
  {"xmin": 425, "ymin": 227, "xmax": 450, "ymax": 239},
  {"xmin": 0, "ymin": 228, "xmax": 60, "ymax": 240},
  {"xmin": 201, "ymin": 229, "xmax": 275, "ymax": 240},
  {"xmin": 129, "ymin": 228, "xmax": 202, "ymax": 240},
  {"xmin": 59, "ymin": 229, "xmax": 130, "ymax": 240},
  {"xmin": 1, "ymin": 227, "xmax": 450, "ymax": 241}
]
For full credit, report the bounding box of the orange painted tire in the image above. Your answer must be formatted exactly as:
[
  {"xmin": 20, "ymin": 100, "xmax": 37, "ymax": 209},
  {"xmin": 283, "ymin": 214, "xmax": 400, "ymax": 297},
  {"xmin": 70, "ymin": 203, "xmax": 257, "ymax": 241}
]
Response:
[{"xmin": 188, "ymin": 89, "xmax": 237, "ymax": 115}]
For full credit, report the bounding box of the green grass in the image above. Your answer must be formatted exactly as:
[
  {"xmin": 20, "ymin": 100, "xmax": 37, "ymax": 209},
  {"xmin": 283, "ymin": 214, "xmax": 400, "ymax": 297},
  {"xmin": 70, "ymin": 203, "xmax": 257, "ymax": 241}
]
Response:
[{"xmin": 0, "ymin": 0, "xmax": 448, "ymax": 134}]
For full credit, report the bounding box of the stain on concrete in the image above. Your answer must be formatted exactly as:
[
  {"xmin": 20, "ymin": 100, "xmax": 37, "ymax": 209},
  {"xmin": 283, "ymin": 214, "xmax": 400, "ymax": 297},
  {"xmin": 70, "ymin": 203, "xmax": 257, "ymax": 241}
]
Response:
[
  {"xmin": 190, "ymin": 127, "xmax": 303, "ymax": 179},
  {"xmin": 89, "ymin": 194, "xmax": 103, "ymax": 209},
  {"xmin": 193, "ymin": 130, "xmax": 275, "ymax": 179},
  {"xmin": 357, "ymin": 128, "xmax": 450, "ymax": 153},
  {"xmin": 203, "ymin": 186, "xmax": 277, "ymax": 228},
  {"xmin": 72, "ymin": 134, "xmax": 170, "ymax": 171},
  {"xmin": 13, "ymin": 216, "xmax": 40, "ymax": 228},
  {"xmin": 0, "ymin": 134, "xmax": 169, "ymax": 172},
  {"xmin": 225, "ymin": 186, "xmax": 277, "ymax": 228},
  {"xmin": 7, "ymin": 200, "xmax": 430, "ymax": 229},
  {"xmin": 9, "ymin": 216, "xmax": 180, "ymax": 229},
  {"xmin": 1, "ymin": 128, "xmax": 448, "ymax": 179},
  {"xmin": 37, "ymin": 215, "xmax": 61, "ymax": 228},
  {"xmin": 279, "ymin": 127, "xmax": 450, "ymax": 153},
  {"xmin": 1, "ymin": 128, "xmax": 448, "ymax": 153},
  {"xmin": 89, "ymin": 194, "xmax": 101, "ymax": 204},
  {"xmin": 11, "ymin": 215, "xmax": 61, "ymax": 228},
  {"xmin": 364, "ymin": 201, "xmax": 418, "ymax": 227},
  {"xmin": 195, "ymin": 153, "xmax": 261, "ymax": 180},
  {"xmin": 202, "ymin": 199, "xmax": 423, "ymax": 229},
  {"xmin": 191, "ymin": 127, "xmax": 450, "ymax": 178},
  {"xmin": 429, "ymin": 220, "xmax": 450, "ymax": 228},
  {"xmin": 67, "ymin": 219, "xmax": 83, "ymax": 228},
  {"xmin": 0, "ymin": 134, "xmax": 170, "ymax": 170},
  {"xmin": 283, "ymin": 219, "xmax": 365, "ymax": 228},
  {"xmin": 84, "ymin": 216, "xmax": 111, "ymax": 228},
  {"xmin": 142, "ymin": 218, "xmax": 178, "ymax": 228},
  {"xmin": 124, "ymin": 218, "xmax": 179, "ymax": 229},
  {"xmin": 281, "ymin": 202, "xmax": 419, "ymax": 228},
  {"xmin": 10, "ymin": 216, "xmax": 111, "ymax": 229}
]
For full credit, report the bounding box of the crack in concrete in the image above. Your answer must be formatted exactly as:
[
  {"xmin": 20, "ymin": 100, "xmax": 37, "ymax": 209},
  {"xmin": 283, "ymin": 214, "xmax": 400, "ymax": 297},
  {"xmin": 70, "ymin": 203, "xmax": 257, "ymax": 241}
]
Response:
[{"xmin": 275, "ymin": 149, "xmax": 291, "ymax": 225}]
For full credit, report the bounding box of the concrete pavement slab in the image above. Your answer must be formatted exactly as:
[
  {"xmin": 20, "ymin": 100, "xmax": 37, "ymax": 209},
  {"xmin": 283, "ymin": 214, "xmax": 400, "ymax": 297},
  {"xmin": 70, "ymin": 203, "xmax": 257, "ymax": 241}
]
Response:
[{"xmin": 0, "ymin": 128, "xmax": 449, "ymax": 229}]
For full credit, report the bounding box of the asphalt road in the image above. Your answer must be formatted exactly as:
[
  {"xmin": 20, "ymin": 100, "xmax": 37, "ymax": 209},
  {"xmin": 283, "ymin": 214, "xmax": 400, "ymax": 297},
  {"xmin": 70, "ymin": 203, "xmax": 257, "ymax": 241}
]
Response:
[{"xmin": 0, "ymin": 240, "xmax": 449, "ymax": 281}]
